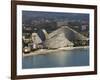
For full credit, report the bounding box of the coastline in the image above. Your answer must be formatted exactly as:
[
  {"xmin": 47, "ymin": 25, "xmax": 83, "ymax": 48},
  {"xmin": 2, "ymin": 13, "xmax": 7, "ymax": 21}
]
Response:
[{"xmin": 23, "ymin": 46, "xmax": 89, "ymax": 57}]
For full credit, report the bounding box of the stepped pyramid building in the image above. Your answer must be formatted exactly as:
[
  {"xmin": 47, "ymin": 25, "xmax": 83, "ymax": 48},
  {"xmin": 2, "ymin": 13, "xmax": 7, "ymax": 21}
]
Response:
[{"xmin": 44, "ymin": 26, "xmax": 88, "ymax": 49}]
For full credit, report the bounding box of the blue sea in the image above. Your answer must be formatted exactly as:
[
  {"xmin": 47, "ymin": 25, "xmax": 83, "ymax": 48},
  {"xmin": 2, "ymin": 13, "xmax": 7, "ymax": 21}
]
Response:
[{"xmin": 22, "ymin": 48, "xmax": 89, "ymax": 69}]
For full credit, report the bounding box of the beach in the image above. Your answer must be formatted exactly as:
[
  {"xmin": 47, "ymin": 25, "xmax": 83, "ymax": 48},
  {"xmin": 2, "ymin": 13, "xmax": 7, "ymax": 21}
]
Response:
[{"xmin": 23, "ymin": 46, "xmax": 89, "ymax": 57}]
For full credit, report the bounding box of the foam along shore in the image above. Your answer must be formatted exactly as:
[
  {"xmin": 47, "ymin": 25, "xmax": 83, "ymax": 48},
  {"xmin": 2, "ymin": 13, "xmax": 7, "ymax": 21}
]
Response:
[{"xmin": 23, "ymin": 46, "xmax": 89, "ymax": 57}]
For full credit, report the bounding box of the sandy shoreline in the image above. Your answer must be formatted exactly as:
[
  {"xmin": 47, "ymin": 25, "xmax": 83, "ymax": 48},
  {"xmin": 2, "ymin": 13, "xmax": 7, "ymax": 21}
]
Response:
[{"xmin": 23, "ymin": 46, "xmax": 89, "ymax": 57}]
